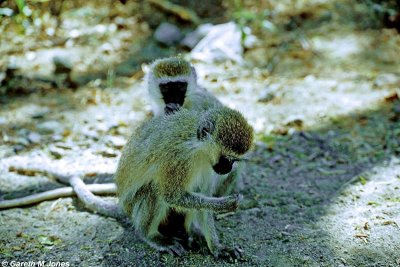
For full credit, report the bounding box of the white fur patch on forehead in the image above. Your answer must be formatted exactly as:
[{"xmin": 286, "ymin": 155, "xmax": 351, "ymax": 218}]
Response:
[{"xmin": 154, "ymin": 75, "xmax": 193, "ymax": 83}]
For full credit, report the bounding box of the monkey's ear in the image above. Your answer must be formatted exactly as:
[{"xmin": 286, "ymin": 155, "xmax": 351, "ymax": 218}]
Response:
[
  {"xmin": 197, "ymin": 120, "xmax": 215, "ymax": 141},
  {"xmin": 190, "ymin": 66, "xmax": 197, "ymax": 80}
]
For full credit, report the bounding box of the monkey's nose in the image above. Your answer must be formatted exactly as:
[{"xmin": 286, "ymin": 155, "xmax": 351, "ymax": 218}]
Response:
[{"xmin": 212, "ymin": 156, "xmax": 233, "ymax": 175}]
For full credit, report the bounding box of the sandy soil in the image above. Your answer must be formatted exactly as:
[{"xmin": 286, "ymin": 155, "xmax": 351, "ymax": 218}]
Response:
[{"xmin": 1, "ymin": 1, "xmax": 400, "ymax": 266}]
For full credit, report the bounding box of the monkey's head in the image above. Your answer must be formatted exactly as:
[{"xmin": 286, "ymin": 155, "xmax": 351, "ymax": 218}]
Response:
[
  {"xmin": 147, "ymin": 57, "xmax": 198, "ymax": 115},
  {"xmin": 197, "ymin": 108, "xmax": 254, "ymax": 175}
]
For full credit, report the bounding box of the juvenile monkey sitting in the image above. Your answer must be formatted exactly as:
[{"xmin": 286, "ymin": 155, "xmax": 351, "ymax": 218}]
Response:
[
  {"xmin": 115, "ymin": 106, "xmax": 253, "ymax": 257},
  {"xmin": 146, "ymin": 56, "xmax": 222, "ymax": 115},
  {"xmin": 146, "ymin": 57, "xmax": 243, "ymax": 196}
]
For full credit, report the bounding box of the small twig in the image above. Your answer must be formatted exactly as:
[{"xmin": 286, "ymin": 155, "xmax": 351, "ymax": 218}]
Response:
[
  {"xmin": 354, "ymin": 233, "xmax": 368, "ymax": 238},
  {"xmin": 148, "ymin": 0, "xmax": 201, "ymax": 24},
  {"xmin": 216, "ymin": 212, "xmax": 235, "ymax": 220},
  {"xmin": 290, "ymin": 21, "xmax": 320, "ymax": 57}
]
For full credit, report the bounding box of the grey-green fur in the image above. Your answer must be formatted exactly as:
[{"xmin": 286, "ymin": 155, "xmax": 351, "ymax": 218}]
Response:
[{"xmin": 115, "ymin": 106, "xmax": 253, "ymax": 256}]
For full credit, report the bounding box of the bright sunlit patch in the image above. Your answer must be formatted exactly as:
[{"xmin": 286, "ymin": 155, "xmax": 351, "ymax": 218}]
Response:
[
  {"xmin": 316, "ymin": 157, "xmax": 400, "ymax": 262},
  {"xmin": 338, "ymin": 95, "xmax": 362, "ymax": 107},
  {"xmin": 196, "ymin": 61, "xmax": 393, "ymax": 136},
  {"xmin": 313, "ymin": 34, "xmax": 363, "ymax": 59}
]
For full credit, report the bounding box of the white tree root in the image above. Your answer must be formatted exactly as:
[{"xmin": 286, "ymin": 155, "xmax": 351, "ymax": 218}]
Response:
[
  {"xmin": 4, "ymin": 163, "xmax": 126, "ymax": 219},
  {"xmin": 0, "ymin": 183, "xmax": 116, "ymax": 209}
]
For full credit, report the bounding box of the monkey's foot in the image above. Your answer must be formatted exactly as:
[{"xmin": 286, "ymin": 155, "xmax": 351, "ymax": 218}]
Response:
[
  {"xmin": 213, "ymin": 245, "xmax": 244, "ymax": 261},
  {"xmin": 165, "ymin": 240, "xmax": 186, "ymax": 256},
  {"xmin": 147, "ymin": 235, "xmax": 186, "ymax": 256},
  {"xmin": 187, "ymin": 229, "xmax": 207, "ymax": 251}
]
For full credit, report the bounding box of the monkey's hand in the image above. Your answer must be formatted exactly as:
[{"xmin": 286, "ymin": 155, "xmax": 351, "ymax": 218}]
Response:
[
  {"xmin": 164, "ymin": 103, "xmax": 181, "ymax": 114},
  {"xmin": 219, "ymin": 194, "xmax": 243, "ymax": 213},
  {"xmin": 215, "ymin": 245, "xmax": 244, "ymax": 261},
  {"xmin": 146, "ymin": 235, "xmax": 186, "ymax": 256},
  {"xmin": 164, "ymin": 240, "xmax": 186, "ymax": 256}
]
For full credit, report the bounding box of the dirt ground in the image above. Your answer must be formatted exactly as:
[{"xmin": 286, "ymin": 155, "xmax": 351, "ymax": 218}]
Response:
[{"xmin": 1, "ymin": 1, "xmax": 400, "ymax": 266}]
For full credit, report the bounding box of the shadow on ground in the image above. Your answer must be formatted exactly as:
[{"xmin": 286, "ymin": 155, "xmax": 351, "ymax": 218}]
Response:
[
  {"xmin": 1, "ymin": 89, "xmax": 398, "ymax": 266},
  {"xmin": 0, "ymin": 36, "xmax": 179, "ymax": 103},
  {"xmin": 98, "ymin": 99, "xmax": 400, "ymax": 266}
]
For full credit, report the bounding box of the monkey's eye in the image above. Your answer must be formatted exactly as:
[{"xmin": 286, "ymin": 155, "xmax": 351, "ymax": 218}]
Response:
[{"xmin": 197, "ymin": 120, "xmax": 214, "ymax": 141}]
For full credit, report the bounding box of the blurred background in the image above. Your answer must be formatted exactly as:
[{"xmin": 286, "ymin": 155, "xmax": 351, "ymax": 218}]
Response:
[{"xmin": 0, "ymin": 1, "xmax": 400, "ymax": 266}]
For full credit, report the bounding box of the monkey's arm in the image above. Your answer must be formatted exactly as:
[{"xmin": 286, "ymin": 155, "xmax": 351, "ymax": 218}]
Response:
[
  {"xmin": 6, "ymin": 163, "xmax": 125, "ymax": 219},
  {"xmin": 165, "ymin": 191, "xmax": 242, "ymax": 213},
  {"xmin": 215, "ymin": 162, "xmax": 245, "ymax": 197}
]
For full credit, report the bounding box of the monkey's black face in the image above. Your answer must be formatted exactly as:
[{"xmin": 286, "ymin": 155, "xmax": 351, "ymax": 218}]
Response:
[
  {"xmin": 212, "ymin": 155, "xmax": 235, "ymax": 175},
  {"xmin": 159, "ymin": 81, "xmax": 187, "ymax": 114}
]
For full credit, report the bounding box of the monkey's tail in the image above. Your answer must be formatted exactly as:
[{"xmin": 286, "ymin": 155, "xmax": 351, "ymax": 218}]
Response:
[{"xmin": 68, "ymin": 176, "xmax": 125, "ymax": 219}]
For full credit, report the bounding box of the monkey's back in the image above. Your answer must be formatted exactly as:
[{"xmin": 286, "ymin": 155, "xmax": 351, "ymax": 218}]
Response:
[
  {"xmin": 114, "ymin": 110, "xmax": 203, "ymax": 214},
  {"xmin": 184, "ymin": 86, "xmax": 222, "ymax": 112}
]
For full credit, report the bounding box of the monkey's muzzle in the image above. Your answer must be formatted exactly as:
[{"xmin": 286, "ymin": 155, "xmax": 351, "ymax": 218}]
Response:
[
  {"xmin": 212, "ymin": 155, "xmax": 234, "ymax": 175},
  {"xmin": 159, "ymin": 81, "xmax": 187, "ymax": 108}
]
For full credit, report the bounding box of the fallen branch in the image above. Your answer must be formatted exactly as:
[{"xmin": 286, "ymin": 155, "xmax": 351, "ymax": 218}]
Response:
[
  {"xmin": 6, "ymin": 163, "xmax": 125, "ymax": 219},
  {"xmin": 0, "ymin": 183, "xmax": 116, "ymax": 209}
]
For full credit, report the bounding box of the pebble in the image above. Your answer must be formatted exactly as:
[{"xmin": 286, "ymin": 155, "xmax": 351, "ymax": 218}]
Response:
[
  {"xmin": 14, "ymin": 137, "xmax": 29, "ymax": 146},
  {"xmin": 258, "ymin": 92, "xmax": 276, "ymax": 103},
  {"xmin": 49, "ymin": 145, "xmax": 64, "ymax": 159},
  {"xmin": 52, "ymin": 134, "xmax": 63, "ymax": 142},
  {"xmin": 106, "ymin": 136, "xmax": 126, "ymax": 149},
  {"xmin": 53, "ymin": 55, "xmax": 73, "ymax": 74},
  {"xmin": 0, "ymin": 145, "xmax": 14, "ymax": 158},
  {"xmin": 37, "ymin": 121, "xmax": 63, "ymax": 134},
  {"xmin": 97, "ymin": 148, "xmax": 118, "ymax": 158},
  {"xmin": 17, "ymin": 128, "xmax": 29, "ymax": 136},
  {"xmin": 181, "ymin": 23, "xmax": 213, "ymax": 49},
  {"xmin": 374, "ymin": 73, "xmax": 400, "ymax": 87},
  {"xmin": 31, "ymin": 109, "xmax": 49, "ymax": 119},
  {"xmin": 13, "ymin": 144, "xmax": 25, "ymax": 153},
  {"xmin": 54, "ymin": 142, "xmax": 73, "ymax": 150},
  {"xmin": 258, "ymin": 83, "xmax": 281, "ymax": 103},
  {"xmin": 82, "ymin": 129, "xmax": 99, "ymax": 140},
  {"xmin": 0, "ymin": 117, "xmax": 6, "ymax": 126},
  {"xmin": 96, "ymin": 122, "xmax": 109, "ymax": 132},
  {"xmin": 154, "ymin": 22, "xmax": 182, "ymax": 45},
  {"xmin": 284, "ymin": 115, "xmax": 305, "ymax": 127},
  {"xmin": 27, "ymin": 132, "xmax": 42, "ymax": 144}
]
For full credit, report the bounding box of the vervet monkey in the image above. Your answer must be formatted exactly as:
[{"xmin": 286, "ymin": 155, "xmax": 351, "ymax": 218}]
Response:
[
  {"xmin": 146, "ymin": 57, "xmax": 222, "ymax": 116},
  {"xmin": 2, "ymin": 59, "xmax": 218, "ymax": 212},
  {"xmin": 1, "ymin": 58, "xmax": 253, "ymax": 259},
  {"xmin": 146, "ymin": 58, "xmax": 248, "ymax": 254},
  {"xmin": 115, "ymin": 106, "xmax": 254, "ymax": 257},
  {"xmin": 146, "ymin": 57, "xmax": 243, "ymax": 196}
]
